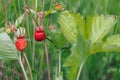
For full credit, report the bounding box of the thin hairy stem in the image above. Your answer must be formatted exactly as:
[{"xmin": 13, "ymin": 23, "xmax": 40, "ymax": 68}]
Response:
[
  {"xmin": 19, "ymin": 59, "xmax": 28, "ymax": 80},
  {"xmin": 24, "ymin": 53, "xmax": 33, "ymax": 80},
  {"xmin": 25, "ymin": 6, "xmax": 38, "ymax": 26},
  {"xmin": 44, "ymin": 41, "xmax": 51, "ymax": 80}
]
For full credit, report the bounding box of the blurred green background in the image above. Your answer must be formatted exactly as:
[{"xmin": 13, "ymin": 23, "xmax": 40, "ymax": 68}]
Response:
[{"xmin": 0, "ymin": 0, "xmax": 120, "ymax": 80}]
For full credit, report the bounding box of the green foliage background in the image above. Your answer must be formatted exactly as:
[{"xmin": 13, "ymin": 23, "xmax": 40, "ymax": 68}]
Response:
[{"xmin": 0, "ymin": 0, "xmax": 120, "ymax": 80}]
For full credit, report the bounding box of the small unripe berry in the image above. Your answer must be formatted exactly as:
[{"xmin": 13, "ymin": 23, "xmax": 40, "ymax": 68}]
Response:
[
  {"xmin": 37, "ymin": 11, "xmax": 44, "ymax": 20},
  {"xmin": 55, "ymin": 3, "xmax": 62, "ymax": 11},
  {"xmin": 11, "ymin": 25, "xmax": 17, "ymax": 32},
  {"xmin": 5, "ymin": 27, "xmax": 11, "ymax": 34},
  {"xmin": 49, "ymin": 25, "xmax": 55, "ymax": 30}
]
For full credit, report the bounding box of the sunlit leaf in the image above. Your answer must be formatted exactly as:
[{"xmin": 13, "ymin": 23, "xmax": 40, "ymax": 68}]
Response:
[
  {"xmin": 63, "ymin": 31, "xmax": 88, "ymax": 80},
  {"xmin": 58, "ymin": 11, "xmax": 85, "ymax": 43},
  {"xmin": 88, "ymin": 41, "xmax": 103, "ymax": 55},
  {"xmin": 87, "ymin": 15, "xmax": 116, "ymax": 43},
  {"xmin": 58, "ymin": 11, "xmax": 118, "ymax": 80},
  {"xmin": 15, "ymin": 13, "xmax": 25, "ymax": 27},
  {"xmin": 52, "ymin": 29, "xmax": 67, "ymax": 49},
  {"xmin": 15, "ymin": 27, "xmax": 26, "ymax": 37},
  {"xmin": 103, "ymin": 35, "xmax": 120, "ymax": 52},
  {"xmin": 55, "ymin": 74, "xmax": 63, "ymax": 80},
  {"xmin": 72, "ymin": 12, "xmax": 85, "ymax": 38},
  {"xmin": 0, "ymin": 28, "xmax": 5, "ymax": 33},
  {"xmin": 0, "ymin": 32, "xmax": 20, "ymax": 60}
]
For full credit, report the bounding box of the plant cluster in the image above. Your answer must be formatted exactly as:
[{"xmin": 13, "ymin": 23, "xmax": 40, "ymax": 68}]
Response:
[{"xmin": 0, "ymin": 0, "xmax": 120, "ymax": 80}]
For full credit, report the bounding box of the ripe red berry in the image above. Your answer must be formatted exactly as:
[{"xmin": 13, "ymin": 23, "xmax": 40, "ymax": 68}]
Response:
[
  {"xmin": 15, "ymin": 36, "xmax": 27, "ymax": 51},
  {"xmin": 34, "ymin": 26, "xmax": 46, "ymax": 41}
]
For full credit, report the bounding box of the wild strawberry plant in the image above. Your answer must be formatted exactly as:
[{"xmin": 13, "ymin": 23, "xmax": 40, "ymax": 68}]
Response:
[
  {"xmin": 58, "ymin": 11, "xmax": 119, "ymax": 80},
  {"xmin": 0, "ymin": 0, "xmax": 120, "ymax": 80}
]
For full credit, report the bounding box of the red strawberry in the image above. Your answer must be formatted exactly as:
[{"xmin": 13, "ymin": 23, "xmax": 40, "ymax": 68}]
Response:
[
  {"xmin": 15, "ymin": 36, "xmax": 27, "ymax": 51},
  {"xmin": 34, "ymin": 26, "xmax": 46, "ymax": 41}
]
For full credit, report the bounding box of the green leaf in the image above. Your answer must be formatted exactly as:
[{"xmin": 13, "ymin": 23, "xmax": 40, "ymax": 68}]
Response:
[
  {"xmin": 52, "ymin": 29, "xmax": 67, "ymax": 49},
  {"xmin": 0, "ymin": 32, "xmax": 20, "ymax": 61},
  {"xmin": 58, "ymin": 11, "xmax": 85, "ymax": 43},
  {"xmin": 16, "ymin": 27, "xmax": 26, "ymax": 37},
  {"xmin": 88, "ymin": 41, "xmax": 103, "ymax": 55},
  {"xmin": 72, "ymin": 12, "xmax": 85, "ymax": 38},
  {"xmin": 15, "ymin": 13, "xmax": 25, "ymax": 27},
  {"xmin": 0, "ymin": 28, "xmax": 5, "ymax": 33},
  {"xmin": 63, "ymin": 31, "xmax": 88, "ymax": 80},
  {"xmin": 55, "ymin": 74, "xmax": 63, "ymax": 80},
  {"xmin": 86, "ymin": 15, "xmax": 117, "ymax": 55},
  {"xmin": 103, "ymin": 35, "xmax": 120, "ymax": 52},
  {"xmin": 86, "ymin": 15, "xmax": 116, "ymax": 43},
  {"xmin": 58, "ymin": 11, "xmax": 118, "ymax": 79}
]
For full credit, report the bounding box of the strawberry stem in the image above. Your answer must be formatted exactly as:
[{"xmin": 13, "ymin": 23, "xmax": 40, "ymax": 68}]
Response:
[
  {"xmin": 19, "ymin": 59, "xmax": 28, "ymax": 80},
  {"xmin": 46, "ymin": 37, "xmax": 57, "ymax": 47},
  {"xmin": 23, "ymin": 53, "xmax": 33, "ymax": 80},
  {"xmin": 2, "ymin": 0, "xmax": 8, "ymax": 22},
  {"xmin": 44, "ymin": 41, "xmax": 51, "ymax": 80},
  {"xmin": 58, "ymin": 50, "xmax": 61, "ymax": 74},
  {"xmin": 21, "ymin": 51, "xmax": 25, "ymax": 65},
  {"xmin": 25, "ymin": 5, "xmax": 39, "ymax": 27}
]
